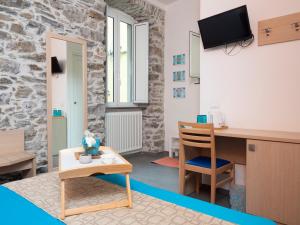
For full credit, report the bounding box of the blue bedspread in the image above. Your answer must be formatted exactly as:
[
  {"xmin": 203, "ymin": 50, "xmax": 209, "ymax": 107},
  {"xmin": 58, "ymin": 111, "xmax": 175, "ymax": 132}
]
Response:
[
  {"xmin": 0, "ymin": 186, "xmax": 65, "ymax": 225},
  {"xmin": 0, "ymin": 175, "xmax": 275, "ymax": 225}
]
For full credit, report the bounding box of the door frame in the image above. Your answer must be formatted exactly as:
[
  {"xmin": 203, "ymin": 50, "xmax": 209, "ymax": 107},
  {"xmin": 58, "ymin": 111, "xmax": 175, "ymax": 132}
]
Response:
[{"xmin": 46, "ymin": 32, "xmax": 88, "ymax": 171}]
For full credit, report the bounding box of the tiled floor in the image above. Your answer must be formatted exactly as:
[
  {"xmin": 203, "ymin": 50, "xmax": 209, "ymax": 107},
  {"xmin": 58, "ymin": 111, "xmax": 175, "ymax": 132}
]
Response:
[{"xmin": 124, "ymin": 151, "xmax": 231, "ymax": 208}]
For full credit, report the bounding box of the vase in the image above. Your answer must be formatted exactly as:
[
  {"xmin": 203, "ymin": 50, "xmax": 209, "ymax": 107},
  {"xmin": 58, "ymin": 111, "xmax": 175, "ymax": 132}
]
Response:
[
  {"xmin": 82, "ymin": 137, "xmax": 101, "ymax": 156},
  {"xmin": 85, "ymin": 147, "xmax": 99, "ymax": 156}
]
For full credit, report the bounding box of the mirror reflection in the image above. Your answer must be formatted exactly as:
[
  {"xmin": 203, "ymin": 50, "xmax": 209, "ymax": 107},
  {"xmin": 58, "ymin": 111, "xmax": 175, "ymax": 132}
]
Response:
[
  {"xmin": 50, "ymin": 38, "xmax": 84, "ymax": 167},
  {"xmin": 189, "ymin": 31, "xmax": 200, "ymax": 78}
]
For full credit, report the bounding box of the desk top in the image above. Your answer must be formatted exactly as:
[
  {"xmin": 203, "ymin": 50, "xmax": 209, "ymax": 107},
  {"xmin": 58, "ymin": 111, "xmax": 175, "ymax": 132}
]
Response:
[{"xmin": 215, "ymin": 128, "xmax": 300, "ymax": 144}]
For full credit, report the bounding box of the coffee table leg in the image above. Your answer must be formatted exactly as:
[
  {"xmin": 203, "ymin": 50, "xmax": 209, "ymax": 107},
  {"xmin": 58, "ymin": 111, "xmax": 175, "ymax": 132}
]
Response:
[
  {"xmin": 60, "ymin": 180, "xmax": 65, "ymax": 219},
  {"xmin": 125, "ymin": 174, "xmax": 132, "ymax": 208}
]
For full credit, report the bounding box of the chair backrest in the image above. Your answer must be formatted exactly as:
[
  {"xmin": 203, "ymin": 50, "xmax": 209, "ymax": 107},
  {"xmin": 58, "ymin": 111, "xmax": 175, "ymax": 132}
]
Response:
[
  {"xmin": 0, "ymin": 130, "xmax": 24, "ymax": 154},
  {"xmin": 178, "ymin": 122, "xmax": 216, "ymax": 168}
]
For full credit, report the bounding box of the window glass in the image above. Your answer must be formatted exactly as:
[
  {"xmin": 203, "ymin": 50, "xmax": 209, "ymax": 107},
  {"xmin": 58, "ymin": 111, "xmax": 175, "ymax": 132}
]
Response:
[
  {"xmin": 119, "ymin": 21, "xmax": 132, "ymax": 103},
  {"xmin": 107, "ymin": 16, "xmax": 114, "ymax": 103}
]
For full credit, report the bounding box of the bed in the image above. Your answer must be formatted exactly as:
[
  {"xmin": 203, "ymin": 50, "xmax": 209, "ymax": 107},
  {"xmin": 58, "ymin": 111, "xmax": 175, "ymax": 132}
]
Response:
[{"xmin": 1, "ymin": 172, "xmax": 275, "ymax": 225}]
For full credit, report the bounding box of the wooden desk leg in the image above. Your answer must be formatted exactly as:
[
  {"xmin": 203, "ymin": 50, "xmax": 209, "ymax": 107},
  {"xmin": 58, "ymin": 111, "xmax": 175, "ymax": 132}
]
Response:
[
  {"xmin": 60, "ymin": 180, "xmax": 66, "ymax": 220},
  {"xmin": 125, "ymin": 174, "xmax": 133, "ymax": 208}
]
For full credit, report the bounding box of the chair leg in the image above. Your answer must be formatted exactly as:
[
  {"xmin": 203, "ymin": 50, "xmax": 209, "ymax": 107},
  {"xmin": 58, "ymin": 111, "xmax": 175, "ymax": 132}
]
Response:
[
  {"xmin": 230, "ymin": 164, "xmax": 235, "ymax": 185},
  {"xmin": 195, "ymin": 173, "xmax": 201, "ymax": 194},
  {"xmin": 210, "ymin": 174, "xmax": 216, "ymax": 204},
  {"xmin": 179, "ymin": 167, "xmax": 186, "ymax": 195}
]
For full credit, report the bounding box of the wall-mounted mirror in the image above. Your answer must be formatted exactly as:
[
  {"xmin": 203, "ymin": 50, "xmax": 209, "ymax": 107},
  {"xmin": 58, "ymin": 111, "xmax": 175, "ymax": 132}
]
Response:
[
  {"xmin": 46, "ymin": 33, "xmax": 87, "ymax": 170},
  {"xmin": 189, "ymin": 31, "xmax": 200, "ymax": 78}
]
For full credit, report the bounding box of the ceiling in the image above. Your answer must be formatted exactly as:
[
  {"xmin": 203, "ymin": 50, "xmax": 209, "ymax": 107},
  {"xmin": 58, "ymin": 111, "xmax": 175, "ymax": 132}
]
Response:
[
  {"xmin": 157, "ymin": 0, "xmax": 178, "ymax": 5},
  {"xmin": 145, "ymin": 0, "xmax": 179, "ymax": 10}
]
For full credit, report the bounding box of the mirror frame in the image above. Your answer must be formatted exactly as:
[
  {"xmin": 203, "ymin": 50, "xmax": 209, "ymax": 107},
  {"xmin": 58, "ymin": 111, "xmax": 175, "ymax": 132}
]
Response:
[
  {"xmin": 189, "ymin": 31, "xmax": 200, "ymax": 78},
  {"xmin": 46, "ymin": 32, "xmax": 88, "ymax": 171}
]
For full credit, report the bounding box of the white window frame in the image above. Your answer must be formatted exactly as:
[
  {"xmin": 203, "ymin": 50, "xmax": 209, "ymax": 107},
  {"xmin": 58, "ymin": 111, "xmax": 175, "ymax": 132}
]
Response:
[{"xmin": 106, "ymin": 7, "xmax": 137, "ymax": 108}]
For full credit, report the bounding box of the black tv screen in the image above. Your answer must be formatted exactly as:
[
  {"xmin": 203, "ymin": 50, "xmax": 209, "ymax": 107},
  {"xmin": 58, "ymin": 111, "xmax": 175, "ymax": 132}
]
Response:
[{"xmin": 198, "ymin": 5, "xmax": 253, "ymax": 49}]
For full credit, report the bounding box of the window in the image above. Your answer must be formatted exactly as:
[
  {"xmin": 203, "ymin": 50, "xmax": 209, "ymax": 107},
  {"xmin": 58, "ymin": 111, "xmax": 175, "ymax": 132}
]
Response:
[
  {"xmin": 106, "ymin": 7, "xmax": 149, "ymax": 107},
  {"xmin": 107, "ymin": 16, "xmax": 114, "ymax": 103},
  {"xmin": 107, "ymin": 8, "xmax": 135, "ymax": 106},
  {"xmin": 119, "ymin": 21, "xmax": 133, "ymax": 103}
]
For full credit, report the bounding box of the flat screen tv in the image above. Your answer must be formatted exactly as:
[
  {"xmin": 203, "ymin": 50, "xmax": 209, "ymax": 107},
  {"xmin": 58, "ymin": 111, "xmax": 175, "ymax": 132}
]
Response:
[{"xmin": 198, "ymin": 5, "xmax": 253, "ymax": 49}]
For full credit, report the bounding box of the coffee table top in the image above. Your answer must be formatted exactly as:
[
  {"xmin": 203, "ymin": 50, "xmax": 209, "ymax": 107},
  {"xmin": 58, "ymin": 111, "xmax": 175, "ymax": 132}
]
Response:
[{"xmin": 58, "ymin": 146, "xmax": 132, "ymax": 180}]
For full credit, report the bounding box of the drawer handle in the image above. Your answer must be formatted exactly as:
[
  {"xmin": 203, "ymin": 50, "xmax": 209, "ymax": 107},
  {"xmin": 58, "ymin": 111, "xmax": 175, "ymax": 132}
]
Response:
[{"xmin": 248, "ymin": 144, "xmax": 256, "ymax": 152}]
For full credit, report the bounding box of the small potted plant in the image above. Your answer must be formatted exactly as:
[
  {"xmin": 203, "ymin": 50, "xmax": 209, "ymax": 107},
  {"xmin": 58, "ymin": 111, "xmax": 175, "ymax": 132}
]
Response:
[{"xmin": 79, "ymin": 130, "xmax": 101, "ymax": 164}]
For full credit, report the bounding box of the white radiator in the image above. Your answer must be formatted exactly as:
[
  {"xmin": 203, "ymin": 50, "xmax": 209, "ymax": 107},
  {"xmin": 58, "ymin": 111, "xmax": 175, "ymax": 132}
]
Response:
[{"xmin": 105, "ymin": 111, "xmax": 142, "ymax": 154}]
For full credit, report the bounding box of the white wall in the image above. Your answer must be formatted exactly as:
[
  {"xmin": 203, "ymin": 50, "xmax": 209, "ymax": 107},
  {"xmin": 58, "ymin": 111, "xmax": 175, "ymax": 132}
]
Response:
[
  {"xmin": 200, "ymin": 0, "xmax": 300, "ymax": 132},
  {"xmin": 200, "ymin": 0, "xmax": 300, "ymax": 186},
  {"xmin": 151, "ymin": 0, "xmax": 299, "ymax": 187},
  {"xmin": 51, "ymin": 39, "xmax": 67, "ymax": 115},
  {"xmin": 164, "ymin": 0, "xmax": 200, "ymax": 152}
]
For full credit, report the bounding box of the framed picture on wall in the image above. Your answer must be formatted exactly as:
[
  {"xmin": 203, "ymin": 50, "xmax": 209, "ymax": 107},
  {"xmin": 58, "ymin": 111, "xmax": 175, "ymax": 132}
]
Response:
[
  {"xmin": 173, "ymin": 87, "xmax": 186, "ymax": 99},
  {"xmin": 173, "ymin": 54, "xmax": 186, "ymax": 65},
  {"xmin": 173, "ymin": 71, "xmax": 186, "ymax": 81}
]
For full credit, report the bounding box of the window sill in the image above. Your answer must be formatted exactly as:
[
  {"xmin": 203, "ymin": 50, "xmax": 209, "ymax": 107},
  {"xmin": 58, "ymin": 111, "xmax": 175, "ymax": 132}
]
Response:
[{"xmin": 106, "ymin": 103, "xmax": 141, "ymax": 109}]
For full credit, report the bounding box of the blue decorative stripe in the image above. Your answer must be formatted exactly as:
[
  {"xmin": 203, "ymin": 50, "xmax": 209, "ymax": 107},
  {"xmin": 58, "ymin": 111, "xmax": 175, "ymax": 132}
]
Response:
[
  {"xmin": 98, "ymin": 174, "xmax": 275, "ymax": 225},
  {"xmin": 0, "ymin": 186, "xmax": 65, "ymax": 225}
]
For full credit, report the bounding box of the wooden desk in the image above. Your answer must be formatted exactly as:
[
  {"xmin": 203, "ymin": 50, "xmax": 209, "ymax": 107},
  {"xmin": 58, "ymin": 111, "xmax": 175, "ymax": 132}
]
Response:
[
  {"xmin": 215, "ymin": 128, "xmax": 300, "ymax": 144},
  {"xmin": 199, "ymin": 128, "xmax": 300, "ymax": 225},
  {"xmin": 211, "ymin": 128, "xmax": 300, "ymax": 166}
]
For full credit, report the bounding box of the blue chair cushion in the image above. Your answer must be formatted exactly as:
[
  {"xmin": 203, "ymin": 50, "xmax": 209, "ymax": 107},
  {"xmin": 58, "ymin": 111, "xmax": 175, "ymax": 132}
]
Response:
[{"xmin": 186, "ymin": 156, "xmax": 230, "ymax": 168}]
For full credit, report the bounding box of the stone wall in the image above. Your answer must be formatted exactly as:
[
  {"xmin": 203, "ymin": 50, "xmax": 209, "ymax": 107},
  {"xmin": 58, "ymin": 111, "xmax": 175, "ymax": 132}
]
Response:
[
  {"xmin": 0, "ymin": 0, "xmax": 106, "ymax": 170},
  {"xmin": 0, "ymin": 0, "xmax": 165, "ymax": 176},
  {"xmin": 106, "ymin": 0, "xmax": 165, "ymax": 152}
]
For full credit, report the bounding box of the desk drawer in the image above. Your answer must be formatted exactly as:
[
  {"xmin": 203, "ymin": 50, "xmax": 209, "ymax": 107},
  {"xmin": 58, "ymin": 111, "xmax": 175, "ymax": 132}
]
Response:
[{"xmin": 246, "ymin": 140, "xmax": 300, "ymax": 225}]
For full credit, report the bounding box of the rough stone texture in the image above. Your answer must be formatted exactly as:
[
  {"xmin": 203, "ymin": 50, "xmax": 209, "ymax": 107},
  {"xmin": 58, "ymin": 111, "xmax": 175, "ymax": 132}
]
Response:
[
  {"xmin": 0, "ymin": 0, "xmax": 107, "ymax": 171},
  {"xmin": 0, "ymin": 0, "xmax": 165, "ymax": 177},
  {"xmin": 10, "ymin": 23, "xmax": 25, "ymax": 34},
  {"xmin": 106, "ymin": 0, "xmax": 165, "ymax": 153}
]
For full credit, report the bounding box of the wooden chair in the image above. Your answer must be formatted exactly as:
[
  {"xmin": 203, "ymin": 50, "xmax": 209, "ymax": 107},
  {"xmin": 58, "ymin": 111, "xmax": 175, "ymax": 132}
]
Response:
[
  {"xmin": 0, "ymin": 130, "xmax": 36, "ymax": 178},
  {"xmin": 178, "ymin": 122, "xmax": 234, "ymax": 203}
]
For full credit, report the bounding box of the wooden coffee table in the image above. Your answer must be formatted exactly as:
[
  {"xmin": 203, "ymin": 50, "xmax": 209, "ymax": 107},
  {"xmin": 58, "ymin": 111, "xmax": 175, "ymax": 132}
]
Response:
[{"xmin": 58, "ymin": 146, "xmax": 133, "ymax": 219}]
